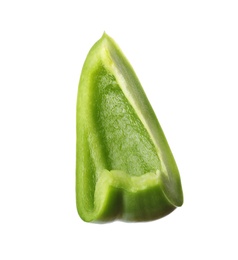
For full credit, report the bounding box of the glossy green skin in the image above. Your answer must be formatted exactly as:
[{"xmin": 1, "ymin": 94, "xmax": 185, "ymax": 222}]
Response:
[{"xmin": 76, "ymin": 33, "xmax": 183, "ymax": 222}]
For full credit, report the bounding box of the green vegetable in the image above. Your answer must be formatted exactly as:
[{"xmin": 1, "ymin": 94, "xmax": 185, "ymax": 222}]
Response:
[{"xmin": 76, "ymin": 33, "xmax": 183, "ymax": 222}]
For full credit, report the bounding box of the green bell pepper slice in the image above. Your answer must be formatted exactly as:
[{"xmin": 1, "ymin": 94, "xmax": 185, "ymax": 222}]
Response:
[{"xmin": 76, "ymin": 33, "xmax": 183, "ymax": 222}]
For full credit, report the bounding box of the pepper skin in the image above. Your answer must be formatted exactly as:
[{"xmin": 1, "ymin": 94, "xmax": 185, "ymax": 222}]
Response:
[{"xmin": 76, "ymin": 33, "xmax": 183, "ymax": 222}]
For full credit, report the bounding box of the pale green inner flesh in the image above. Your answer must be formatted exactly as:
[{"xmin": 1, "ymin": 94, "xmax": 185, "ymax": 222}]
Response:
[{"xmin": 91, "ymin": 66, "xmax": 161, "ymax": 177}]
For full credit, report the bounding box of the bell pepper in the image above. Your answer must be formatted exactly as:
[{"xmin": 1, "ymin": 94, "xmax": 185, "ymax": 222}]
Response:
[{"xmin": 76, "ymin": 33, "xmax": 183, "ymax": 222}]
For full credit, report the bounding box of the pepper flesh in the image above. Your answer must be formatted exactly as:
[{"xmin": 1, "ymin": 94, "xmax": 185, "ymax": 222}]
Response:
[{"xmin": 76, "ymin": 33, "xmax": 183, "ymax": 222}]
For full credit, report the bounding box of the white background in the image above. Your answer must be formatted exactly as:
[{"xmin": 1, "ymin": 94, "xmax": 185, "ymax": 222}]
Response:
[{"xmin": 0, "ymin": 0, "xmax": 238, "ymax": 259}]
